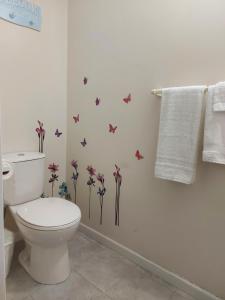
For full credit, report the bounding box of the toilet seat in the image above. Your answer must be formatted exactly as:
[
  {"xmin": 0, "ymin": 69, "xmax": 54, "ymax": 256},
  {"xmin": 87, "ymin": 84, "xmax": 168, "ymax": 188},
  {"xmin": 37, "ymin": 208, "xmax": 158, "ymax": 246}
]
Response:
[{"xmin": 16, "ymin": 197, "xmax": 81, "ymax": 231}]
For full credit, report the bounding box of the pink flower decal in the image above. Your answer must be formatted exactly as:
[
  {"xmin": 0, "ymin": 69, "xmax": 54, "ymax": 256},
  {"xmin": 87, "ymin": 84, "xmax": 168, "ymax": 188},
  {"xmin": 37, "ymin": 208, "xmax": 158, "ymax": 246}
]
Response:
[
  {"xmin": 36, "ymin": 120, "xmax": 45, "ymax": 153},
  {"xmin": 87, "ymin": 165, "xmax": 96, "ymax": 176},
  {"xmin": 97, "ymin": 173, "xmax": 106, "ymax": 225},
  {"xmin": 86, "ymin": 165, "xmax": 96, "ymax": 219},
  {"xmin": 113, "ymin": 164, "xmax": 122, "ymax": 226},
  {"xmin": 71, "ymin": 160, "xmax": 79, "ymax": 204},
  {"xmin": 48, "ymin": 163, "xmax": 59, "ymax": 197},
  {"xmin": 48, "ymin": 163, "xmax": 59, "ymax": 173},
  {"xmin": 71, "ymin": 160, "xmax": 78, "ymax": 169}
]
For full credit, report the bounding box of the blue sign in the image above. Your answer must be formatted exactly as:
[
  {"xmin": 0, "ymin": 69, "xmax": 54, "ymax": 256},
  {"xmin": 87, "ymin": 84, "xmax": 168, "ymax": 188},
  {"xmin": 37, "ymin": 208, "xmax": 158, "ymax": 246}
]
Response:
[{"xmin": 0, "ymin": 0, "xmax": 42, "ymax": 31}]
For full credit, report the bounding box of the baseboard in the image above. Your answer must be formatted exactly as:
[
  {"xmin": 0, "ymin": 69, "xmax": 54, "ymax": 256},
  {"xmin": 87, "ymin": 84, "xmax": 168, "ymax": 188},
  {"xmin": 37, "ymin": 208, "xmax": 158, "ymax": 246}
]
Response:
[{"xmin": 79, "ymin": 223, "xmax": 221, "ymax": 300}]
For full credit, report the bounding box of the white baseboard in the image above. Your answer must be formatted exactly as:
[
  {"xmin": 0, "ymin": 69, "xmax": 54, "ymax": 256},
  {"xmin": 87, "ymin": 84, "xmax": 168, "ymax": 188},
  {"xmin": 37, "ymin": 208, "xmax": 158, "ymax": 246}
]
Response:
[{"xmin": 79, "ymin": 223, "xmax": 221, "ymax": 300}]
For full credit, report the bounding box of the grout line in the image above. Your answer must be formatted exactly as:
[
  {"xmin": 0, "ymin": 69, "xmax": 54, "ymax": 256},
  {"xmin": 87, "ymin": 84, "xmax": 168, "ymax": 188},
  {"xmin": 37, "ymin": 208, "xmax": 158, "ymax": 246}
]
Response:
[{"xmin": 73, "ymin": 270, "xmax": 115, "ymax": 300}]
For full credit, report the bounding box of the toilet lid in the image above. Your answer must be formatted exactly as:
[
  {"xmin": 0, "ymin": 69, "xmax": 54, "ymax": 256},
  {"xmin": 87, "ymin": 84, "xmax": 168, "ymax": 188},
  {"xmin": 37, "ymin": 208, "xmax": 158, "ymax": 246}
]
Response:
[{"xmin": 16, "ymin": 198, "xmax": 81, "ymax": 228}]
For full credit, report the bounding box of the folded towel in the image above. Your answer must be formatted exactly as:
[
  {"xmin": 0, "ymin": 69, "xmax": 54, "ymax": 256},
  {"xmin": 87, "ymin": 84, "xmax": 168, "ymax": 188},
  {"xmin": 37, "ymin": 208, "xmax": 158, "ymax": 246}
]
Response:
[
  {"xmin": 203, "ymin": 85, "xmax": 225, "ymax": 164},
  {"xmin": 155, "ymin": 86, "xmax": 206, "ymax": 184},
  {"xmin": 213, "ymin": 82, "xmax": 225, "ymax": 111}
]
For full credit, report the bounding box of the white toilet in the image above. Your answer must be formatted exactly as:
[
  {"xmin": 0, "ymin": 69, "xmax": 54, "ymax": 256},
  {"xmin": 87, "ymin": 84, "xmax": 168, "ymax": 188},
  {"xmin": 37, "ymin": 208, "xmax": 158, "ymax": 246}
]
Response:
[{"xmin": 3, "ymin": 152, "xmax": 81, "ymax": 284}]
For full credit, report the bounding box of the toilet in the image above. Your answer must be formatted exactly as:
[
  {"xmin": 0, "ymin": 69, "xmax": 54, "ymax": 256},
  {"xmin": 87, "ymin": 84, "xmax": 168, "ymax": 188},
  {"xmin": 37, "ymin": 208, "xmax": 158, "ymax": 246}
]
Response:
[{"xmin": 3, "ymin": 152, "xmax": 81, "ymax": 284}]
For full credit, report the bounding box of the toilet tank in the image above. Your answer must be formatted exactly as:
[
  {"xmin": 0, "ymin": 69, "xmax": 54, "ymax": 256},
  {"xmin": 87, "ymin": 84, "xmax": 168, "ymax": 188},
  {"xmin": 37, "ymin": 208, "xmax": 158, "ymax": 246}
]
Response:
[{"xmin": 3, "ymin": 152, "xmax": 45, "ymax": 206}]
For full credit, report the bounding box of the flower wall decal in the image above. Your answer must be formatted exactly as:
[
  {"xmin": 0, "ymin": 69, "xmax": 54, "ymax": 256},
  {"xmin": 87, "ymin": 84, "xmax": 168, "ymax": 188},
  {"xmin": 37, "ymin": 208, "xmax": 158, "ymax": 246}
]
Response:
[
  {"xmin": 86, "ymin": 165, "xmax": 96, "ymax": 219},
  {"xmin": 35, "ymin": 120, "xmax": 45, "ymax": 153},
  {"xmin": 113, "ymin": 164, "xmax": 122, "ymax": 226},
  {"xmin": 97, "ymin": 173, "xmax": 106, "ymax": 225},
  {"xmin": 48, "ymin": 163, "xmax": 59, "ymax": 197},
  {"xmin": 71, "ymin": 160, "xmax": 79, "ymax": 204},
  {"xmin": 58, "ymin": 182, "xmax": 70, "ymax": 200}
]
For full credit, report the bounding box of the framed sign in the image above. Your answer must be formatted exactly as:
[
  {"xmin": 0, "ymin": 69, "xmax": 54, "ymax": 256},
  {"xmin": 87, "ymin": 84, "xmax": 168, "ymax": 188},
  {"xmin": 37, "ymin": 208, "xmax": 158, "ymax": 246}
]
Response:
[{"xmin": 0, "ymin": 0, "xmax": 42, "ymax": 31}]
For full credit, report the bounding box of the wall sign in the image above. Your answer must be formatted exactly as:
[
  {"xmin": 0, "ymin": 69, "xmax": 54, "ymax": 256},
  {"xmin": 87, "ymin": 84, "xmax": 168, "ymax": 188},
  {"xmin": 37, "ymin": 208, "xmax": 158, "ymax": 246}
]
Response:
[{"xmin": 0, "ymin": 0, "xmax": 42, "ymax": 31}]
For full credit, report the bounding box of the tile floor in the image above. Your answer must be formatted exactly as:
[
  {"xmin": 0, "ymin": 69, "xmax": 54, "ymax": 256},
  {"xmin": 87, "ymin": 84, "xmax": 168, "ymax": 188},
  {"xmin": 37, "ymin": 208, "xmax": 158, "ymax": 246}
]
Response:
[{"xmin": 7, "ymin": 231, "xmax": 196, "ymax": 300}]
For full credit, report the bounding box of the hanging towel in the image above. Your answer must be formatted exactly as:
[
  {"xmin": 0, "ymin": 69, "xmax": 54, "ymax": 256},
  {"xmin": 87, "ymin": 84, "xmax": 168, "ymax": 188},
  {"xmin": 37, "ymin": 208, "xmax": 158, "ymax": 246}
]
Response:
[
  {"xmin": 155, "ymin": 86, "xmax": 206, "ymax": 184},
  {"xmin": 213, "ymin": 81, "xmax": 225, "ymax": 111},
  {"xmin": 203, "ymin": 85, "xmax": 225, "ymax": 164}
]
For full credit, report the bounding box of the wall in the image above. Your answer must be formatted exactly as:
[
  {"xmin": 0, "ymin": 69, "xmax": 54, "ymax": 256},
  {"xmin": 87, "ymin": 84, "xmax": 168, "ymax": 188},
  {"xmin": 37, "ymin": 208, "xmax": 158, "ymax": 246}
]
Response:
[
  {"xmin": 0, "ymin": 121, "xmax": 6, "ymax": 299},
  {"xmin": 67, "ymin": 0, "xmax": 225, "ymax": 298},
  {"xmin": 0, "ymin": 0, "xmax": 68, "ymax": 196}
]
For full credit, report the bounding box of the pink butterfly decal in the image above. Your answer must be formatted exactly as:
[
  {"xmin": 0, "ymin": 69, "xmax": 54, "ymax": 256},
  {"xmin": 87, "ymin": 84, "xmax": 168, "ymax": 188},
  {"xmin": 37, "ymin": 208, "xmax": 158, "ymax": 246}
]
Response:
[
  {"xmin": 109, "ymin": 124, "xmax": 117, "ymax": 134},
  {"xmin": 55, "ymin": 129, "xmax": 62, "ymax": 138},
  {"xmin": 95, "ymin": 98, "xmax": 100, "ymax": 106},
  {"xmin": 135, "ymin": 150, "xmax": 144, "ymax": 160},
  {"xmin": 81, "ymin": 138, "xmax": 87, "ymax": 147},
  {"xmin": 123, "ymin": 94, "xmax": 131, "ymax": 104},
  {"xmin": 73, "ymin": 114, "xmax": 79, "ymax": 123},
  {"xmin": 83, "ymin": 77, "xmax": 88, "ymax": 85}
]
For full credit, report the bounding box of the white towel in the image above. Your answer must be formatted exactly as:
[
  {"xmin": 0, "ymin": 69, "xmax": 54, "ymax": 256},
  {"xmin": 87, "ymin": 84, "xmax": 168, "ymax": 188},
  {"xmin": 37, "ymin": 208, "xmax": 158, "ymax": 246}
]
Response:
[
  {"xmin": 213, "ymin": 82, "xmax": 225, "ymax": 111},
  {"xmin": 155, "ymin": 86, "xmax": 206, "ymax": 184},
  {"xmin": 203, "ymin": 85, "xmax": 225, "ymax": 164}
]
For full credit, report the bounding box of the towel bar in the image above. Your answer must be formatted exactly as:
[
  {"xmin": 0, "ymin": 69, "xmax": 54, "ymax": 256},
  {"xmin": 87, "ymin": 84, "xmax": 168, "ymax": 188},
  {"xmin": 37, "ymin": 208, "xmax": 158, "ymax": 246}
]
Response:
[{"xmin": 152, "ymin": 87, "xmax": 208, "ymax": 97}]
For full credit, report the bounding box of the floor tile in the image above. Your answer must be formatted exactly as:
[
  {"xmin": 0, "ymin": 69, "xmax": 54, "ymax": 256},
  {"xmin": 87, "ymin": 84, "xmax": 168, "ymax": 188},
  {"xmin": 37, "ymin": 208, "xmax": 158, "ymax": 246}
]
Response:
[
  {"xmin": 171, "ymin": 290, "xmax": 196, "ymax": 300},
  {"xmin": 7, "ymin": 295, "xmax": 33, "ymax": 300},
  {"xmin": 69, "ymin": 232, "xmax": 104, "ymax": 270},
  {"xmin": 30, "ymin": 272, "xmax": 103, "ymax": 300},
  {"xmin": 105, "ymin": 272, "xmax": 173, "ymax": 300},
  {"xmin": 74, "ymin": 238, "xmax": 150, "ymax": 292},
  {"xmin": 90, "ymin": 293, "xmax": 112, "ymax": 300}
]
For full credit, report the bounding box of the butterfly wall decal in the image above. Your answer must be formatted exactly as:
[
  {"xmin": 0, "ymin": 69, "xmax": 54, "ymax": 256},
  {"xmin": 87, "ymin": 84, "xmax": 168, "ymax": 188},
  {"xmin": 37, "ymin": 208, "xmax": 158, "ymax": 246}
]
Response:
[
  {"xmin": 95, "ymin": 98, "xmax": 100, "ymax": 106},
  {"xmin": 109, "ymin": 124, "xmax": 117, "ymax": 134},
  {"xmin": 55, "ymin": 129, "xmax": 62, "ymax": 138},
  {"xmin": 73, "ymin": 114, "xmax": 79, "ymax": 123},
  {"xmin": 123, "ymin": 94, "xmax": 131, "ymax": 104},
  {"xmin": 81, "ymin": 138, "xmax": 87, "ymax": 147},
  {"xmin": 83, "ymin": 77, "xmax": 88, "ymax": 85},
  {"xmin": 135, "ymin": 150, "xmax": 144, "ymax": 160}
]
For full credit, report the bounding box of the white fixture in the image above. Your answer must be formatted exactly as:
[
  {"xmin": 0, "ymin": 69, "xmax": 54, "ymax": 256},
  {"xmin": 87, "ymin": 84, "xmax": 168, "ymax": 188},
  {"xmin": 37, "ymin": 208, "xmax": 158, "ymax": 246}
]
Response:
[
  {"xmin": 3, "ymin": 152, "xmax": 81, "ymax": 284},
  {"xmin": 4, "ymin": 229, "xmax": 19, "ymax": 278}
]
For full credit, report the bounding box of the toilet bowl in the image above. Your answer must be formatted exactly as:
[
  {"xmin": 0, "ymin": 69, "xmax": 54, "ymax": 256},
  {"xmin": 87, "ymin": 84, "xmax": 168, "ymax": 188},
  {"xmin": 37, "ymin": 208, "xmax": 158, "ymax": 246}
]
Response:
[
  {"xmin": 3, "ymin": 152, "xmax": 81, "ymax": 284},
  {"xmin": 10, "ymin": 198, "xmax": 81, "ymax": 284}
]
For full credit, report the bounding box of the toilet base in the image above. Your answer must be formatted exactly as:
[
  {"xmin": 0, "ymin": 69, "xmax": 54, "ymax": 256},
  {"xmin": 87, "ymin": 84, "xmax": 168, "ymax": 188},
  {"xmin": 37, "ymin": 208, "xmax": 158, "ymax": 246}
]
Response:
[{"xmin": 19, "ymin": 242, "xmax": 71, "ymax": 284}]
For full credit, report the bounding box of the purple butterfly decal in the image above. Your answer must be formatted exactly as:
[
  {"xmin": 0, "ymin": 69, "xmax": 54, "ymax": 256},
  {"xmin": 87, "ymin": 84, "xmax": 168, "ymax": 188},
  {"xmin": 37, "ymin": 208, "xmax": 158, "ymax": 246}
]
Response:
[
  {"xmin": 83, "ymin": 77, "xmax": 88, "ymax": 85},
  {"xmin": 81, "ymin": 138, "xmax": 87, "ymax": 147},
  {"xmin": 73, "ymin": 114, "xmax": 79, "ymax": 123},
  {"xmin": 95, "ymin": 98, "xmax": 100, "ymax": 106},
  {"xmin": 55, "ymin": 129, "xmax": 62, "ymax": 138}
]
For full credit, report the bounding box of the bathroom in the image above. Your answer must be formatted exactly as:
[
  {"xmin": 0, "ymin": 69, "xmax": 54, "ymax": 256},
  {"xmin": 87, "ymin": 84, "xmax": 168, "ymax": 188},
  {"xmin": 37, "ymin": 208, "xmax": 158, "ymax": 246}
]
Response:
[{"xmin": 0, "ymin": 0, "xmax": 225, "ymax": 299}]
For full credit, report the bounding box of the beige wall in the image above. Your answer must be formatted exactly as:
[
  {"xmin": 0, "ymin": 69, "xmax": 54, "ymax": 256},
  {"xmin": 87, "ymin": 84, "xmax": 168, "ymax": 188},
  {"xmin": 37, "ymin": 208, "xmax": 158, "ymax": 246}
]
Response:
[
  {"xmin": 67, "ymin": 1, "xmax": 225, "ymax": 298},
  {"xmin": 0, "ymin": 0, "xmax": 68, "ymax": 196}
]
